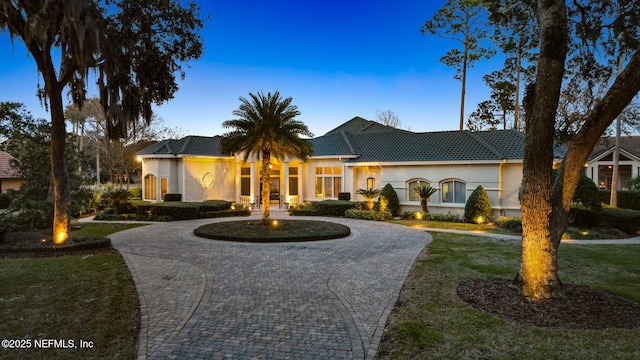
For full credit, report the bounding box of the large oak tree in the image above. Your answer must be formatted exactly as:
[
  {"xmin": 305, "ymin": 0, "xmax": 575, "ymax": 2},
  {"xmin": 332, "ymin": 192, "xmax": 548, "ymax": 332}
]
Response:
[
  {"xmin": 1, "ymin": 0, "xmax": 204, "ymax": 244},
  {"xmin": 519, "ymin": 0, "xmax": 640, "ymax": 299}
]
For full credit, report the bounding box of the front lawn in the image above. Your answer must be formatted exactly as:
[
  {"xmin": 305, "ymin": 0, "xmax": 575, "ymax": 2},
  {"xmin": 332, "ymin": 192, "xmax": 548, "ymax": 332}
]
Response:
[
  {"xmin": 0, "ymin": 222, "xmax": 142, "ymax": 360},
  {"xmin": 377, "ymin": 233, "xmax": 640, "ymax": 359}
]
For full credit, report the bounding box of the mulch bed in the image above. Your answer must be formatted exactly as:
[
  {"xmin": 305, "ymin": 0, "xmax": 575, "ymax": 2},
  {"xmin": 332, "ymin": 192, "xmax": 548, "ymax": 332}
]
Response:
[
  {"xmin": 457, "ymin": 278, "xmax": 640, "ymax": 329},
  {"xmin": 0, "ymin": 231, "xmax": 114, "ymax": 259}
]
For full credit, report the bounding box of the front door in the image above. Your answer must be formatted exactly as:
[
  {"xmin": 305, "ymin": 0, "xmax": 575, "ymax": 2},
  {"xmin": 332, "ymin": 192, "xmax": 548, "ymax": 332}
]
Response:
[{"xmin": 270, "ymin": 177, "xmax": 280, "ymax": 204}]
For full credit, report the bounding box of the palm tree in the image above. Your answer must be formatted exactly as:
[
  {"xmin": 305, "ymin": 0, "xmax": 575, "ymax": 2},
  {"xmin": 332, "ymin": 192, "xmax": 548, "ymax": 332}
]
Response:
[
  {"xmin": 414, "ymin": 186, "xmax": 438, "ymax": 213},
  {"xmin": 357, "ymin": 188, "xmax": 380, "ymax": 211},
  {"xmin": 221, "ymin": 92, "xmax": 313, "ymax": 224}
]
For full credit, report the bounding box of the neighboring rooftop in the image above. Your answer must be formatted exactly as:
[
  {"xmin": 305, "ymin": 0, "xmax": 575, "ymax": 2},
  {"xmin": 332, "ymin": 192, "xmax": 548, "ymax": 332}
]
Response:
[
  {"xmin": 0, "ymin": 151, "xmax": 20, "ymax": 179},
  {"xmin": 589, "ymin": 136, "xmax": 640, "ymax": 160}
]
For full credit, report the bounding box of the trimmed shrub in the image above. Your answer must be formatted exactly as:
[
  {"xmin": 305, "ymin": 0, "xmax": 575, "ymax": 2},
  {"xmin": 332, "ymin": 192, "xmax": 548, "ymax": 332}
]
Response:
[
  {"xmin": 202, "ymin": 208, "xmax": 251, "ymax": 218},
  {"xmin": 552, "ymin": 169, "xmax": 601, "ymax": 210},
  {"xmin": 164, "ymin": 193, "xmax": 182, "ymax": 202},
  {"xmin": 428, "ymin": 212, "xmax": 463, "ymax": 222},
  {"xmin": 345, "ymin": 209, "xmax": 392, "ymax": 221},
  {"xmin": 380, "ymin": 183, "xmax": 400, "ymax": 216},
  {"xmin": 599, "ymin": 190, "xmax": 640, "ymax": 211},
  {"xmin": 570, "ymin": 206, "xmax": 640, "ymax": 234},
  {"xmin": 497, "ymin": 216, "xmax": 522, "ymax": 233},
  {"xmin": 338, "ymin": 192, "xmax": 351, "ymax": 201},
  {"xmin": 289, "ymin": 209, "xmax": 318, "ymax": 216},
  {"xmin": 198, "ymin": 200, "xmax": 232, "ymax": 213},
  {"xmin": 312, "ymin": 200, "xmax": 356, "ymax": 216},
  {"xmin": 464, "ymin": 185, "xmax": 493, "ymax": 224},
  {"xmin": 136, "ymin": 202, "xmax": 199, "ymax": 220}
]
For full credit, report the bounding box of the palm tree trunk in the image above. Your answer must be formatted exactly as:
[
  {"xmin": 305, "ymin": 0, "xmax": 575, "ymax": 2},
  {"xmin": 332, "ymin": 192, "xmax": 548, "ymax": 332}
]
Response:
[{"xmin": 260, "ymin": 149, "xmax": 271, "ymax": 224}]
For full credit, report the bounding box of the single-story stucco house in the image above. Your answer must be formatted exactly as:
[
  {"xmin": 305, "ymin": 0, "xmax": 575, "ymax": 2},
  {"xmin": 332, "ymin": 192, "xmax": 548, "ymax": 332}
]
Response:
[{"xmin": 137, "ymin": 117, "xmax": 567, "ymax": 217}]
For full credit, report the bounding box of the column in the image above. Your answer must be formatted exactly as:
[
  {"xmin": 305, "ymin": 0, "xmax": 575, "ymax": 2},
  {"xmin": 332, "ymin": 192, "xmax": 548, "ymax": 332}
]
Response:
[
  {"xmin": 283, "ymin": 162, "xmax": 289, "ymax": 204},
  {"xmin": 250, "ymin": 161, "xmax": 257, "ymax": 206}
]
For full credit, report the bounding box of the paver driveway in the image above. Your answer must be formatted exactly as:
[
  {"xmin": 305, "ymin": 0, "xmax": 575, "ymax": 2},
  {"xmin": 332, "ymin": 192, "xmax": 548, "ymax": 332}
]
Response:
[{"xmin": 108, "ymin": 213, "xmax": 432, "ymax": 359}]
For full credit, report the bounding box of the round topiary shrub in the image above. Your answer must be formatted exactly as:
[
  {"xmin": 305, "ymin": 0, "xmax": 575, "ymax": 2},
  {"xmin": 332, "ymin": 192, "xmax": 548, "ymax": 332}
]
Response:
[
  {"xmin": 464, "ymin": 185, "xmax": 493, "ymax": 224},
  {"xmin": 380, "ymin": 183, "xmax": 400, "ymax": 216}
]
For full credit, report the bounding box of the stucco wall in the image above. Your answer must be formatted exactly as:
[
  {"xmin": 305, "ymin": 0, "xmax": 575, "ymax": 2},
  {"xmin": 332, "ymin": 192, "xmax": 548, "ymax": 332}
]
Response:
[
  {"xmin": 183, "ymin": 158, "xmax": 236, "ymax": 202},
  {"xmin": 347, "ymin": 162, "xmax": 524, "ymax": 217},
  {"xmin": 0, "ymin": 179, "xmax": 23, "ymax": 193}
]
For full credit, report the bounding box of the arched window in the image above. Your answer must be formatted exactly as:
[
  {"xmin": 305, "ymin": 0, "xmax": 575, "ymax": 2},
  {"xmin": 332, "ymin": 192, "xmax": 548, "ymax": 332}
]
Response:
[
  {"xmin": 407, "ymin": 179, "xmax": 431, "ymax": 202},
  {"xmin": 144, "ymin": 174, "xmax": 157, "ymax": 200},
  {"xmin": 441, "ymin": 179, "xmax": 466, "ymax": 203}
]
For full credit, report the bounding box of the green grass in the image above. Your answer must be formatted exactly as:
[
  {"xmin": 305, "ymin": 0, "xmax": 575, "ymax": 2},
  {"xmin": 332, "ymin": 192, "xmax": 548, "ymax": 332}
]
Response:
[
  {"xmin": 71, "ymin": 221, "xmax": 147, "ymax": 238},
  {"xmin": 377, "ymin": 233, "xmax": 640, "ymax": 360},
  {"xmin": 0, "ymin": 222, "xmax": 141, "ymax": 359},
  {"xmin": 0, "ymin": 254, "xmax": 139, "ymax": 359},
  {"xmin": 194, "ymin": 219, "xmax": 351, "ymax": 242},
  {"xmin": 388, "ymin": 219, "xmax": 515, "ymax": 235}
]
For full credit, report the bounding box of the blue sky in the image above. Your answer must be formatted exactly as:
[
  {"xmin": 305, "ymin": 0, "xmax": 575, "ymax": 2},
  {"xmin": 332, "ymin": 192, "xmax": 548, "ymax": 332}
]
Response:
[{"xmin": 0, "ymin": 0, "xmax": 504, "ymax": 138}]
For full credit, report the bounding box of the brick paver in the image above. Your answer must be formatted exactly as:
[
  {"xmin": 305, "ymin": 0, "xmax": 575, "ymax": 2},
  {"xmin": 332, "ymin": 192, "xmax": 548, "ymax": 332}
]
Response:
[{"xmin": 108, "ymin": 213, "xmax": 431, "ymax": 359}]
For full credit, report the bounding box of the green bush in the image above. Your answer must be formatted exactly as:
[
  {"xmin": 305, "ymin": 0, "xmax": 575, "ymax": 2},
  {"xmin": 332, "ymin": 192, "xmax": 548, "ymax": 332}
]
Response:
[
  {"xmin": 570, "ymin": 206, "xmax": 640, "ymax": 234},
  {"xmin": 198, "ymin": 200, "xmax": 232, "ymax": 213},
  {"xmin": 402, "ymin": 211, "xmax": 463, "ymax": 222},
  {"xmin": 338, "ymin": 192, "xmax": 351, "ymax": 201},
  {"xmin": 312, "ymin": 200, "xmax": 356, "ymax": 216},
  {"xmin": 103, "ymin": 188, "xmax": 132, "ymax": 215},
  {"xmin": 464, "ymin": 185, "xmax": 493, "ymax": 224},
  {"xmin": 129, "ymin": 187, "xmax": 142, "ymax": 200},
  {"xmin": 202, "ymin": 208, "xmax": 251, "ymax": 218},
  {"xmin": 1, "ymin": 199, "xmax": 54, "ymax": 231},
  {"xmin": 380, "ymin": 183, "xmax": 400, "ymax": 216},
  {"xmin": 289, "ymin": 209, "xmax": 318, "ymax": 216},
  {"xmin": 428, "ymin": 212, "xmax": 463, "ymax": 222},
  {"xmin": 552, "ymin": 169, "xmax": 601, "ymax": 210},
  {"xmin": 0, "ymin": 192, "xmax": 12, "ymax": 209},
  {"xmin": 71, "ymin": 186, "xmax": 96, "ymax": 217},
  {"xmin": 164, "ymin": 193, "xmax": 182, "ymax": 202},
  {"xmin": 345, "ymin": 209, "xmax": 392, "ymax": 221},
  {"xmin": 598, "ymin": 190, "xmax": 640, "ymax": 211},
  {"xmin": 135, "ymin": 202, "xmax": 199, "ymax": 220},
  {"xmin": 497, "ymin": 216, "xmax": 522, "ymax": 233}
]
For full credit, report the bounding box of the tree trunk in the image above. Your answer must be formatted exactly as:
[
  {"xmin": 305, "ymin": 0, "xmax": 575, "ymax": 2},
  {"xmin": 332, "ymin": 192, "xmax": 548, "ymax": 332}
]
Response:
[
  {"xmin": 49, "ymin": 88, "xmax": 72, "ymax": 245},
  {"xmin": 517, "ymin": 0, "xmax": 567, "ymax": 299},
  {"xmin": 420, "ymin": 198, "xmax": 429, "ymax": 213},
  {"xmin": 460, "ymin": 40, "xmax": 468, "ymax": 131},
  {"xmin": 260, "ymin": 149, "xmax": 271, "ymax": 224}
]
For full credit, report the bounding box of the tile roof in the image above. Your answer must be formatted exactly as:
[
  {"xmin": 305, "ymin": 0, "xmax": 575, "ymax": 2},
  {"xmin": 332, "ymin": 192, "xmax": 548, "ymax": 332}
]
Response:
[
  {"xmin": 325, "ymin": 116, "xmax": 395, "ymax": 135},
  {"xmin": 0, "ymin": 151, "xmax": 20, "ymax": 179},
  {"xmin": 138, "ymin": 136, "xmax": 226, "ymax": 156},
  {"xmin": 138, "ymin": 117, "xmax": 566, "ymax": 162}
]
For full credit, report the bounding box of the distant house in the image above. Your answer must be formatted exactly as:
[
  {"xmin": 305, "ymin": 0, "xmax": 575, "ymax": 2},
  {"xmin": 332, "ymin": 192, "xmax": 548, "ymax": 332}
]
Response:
[
  {"xmin": 0, "ymin": 151, "xmax": 23, "ymax": 193},
  {"xmin": 585, "ymin": 136, "xmax": 640, "ymax": 190},
  {"xmin": 137, "ymin": 117, "xmax": 566, "ymax": 218}
]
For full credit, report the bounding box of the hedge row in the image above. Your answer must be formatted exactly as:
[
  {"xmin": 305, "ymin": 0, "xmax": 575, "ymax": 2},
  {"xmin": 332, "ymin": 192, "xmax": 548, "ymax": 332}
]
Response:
[
  {"xmin": 570, "ymin": 206, "xmax": 640, "ymax": 234},
  {"xmin": 344, "ymin": 209, "xmax": 392, "ymax": 221},
  {"xmin": 598, "ymin": 190, "xmax": 640, "ymax": 211},
  {"xmin": 96, "ymin": 200, "xmax": 245, "ymax": 221},
  {"xmin": 496, "ymin": 206, "xmax": 640, "ymax": 235}
]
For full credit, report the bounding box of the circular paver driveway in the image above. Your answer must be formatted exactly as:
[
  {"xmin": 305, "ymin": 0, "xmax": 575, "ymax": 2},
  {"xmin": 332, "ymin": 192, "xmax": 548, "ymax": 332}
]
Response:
[{"xmin": 108, "ymin": 213, "xmax": 432, "ymax": 360}]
